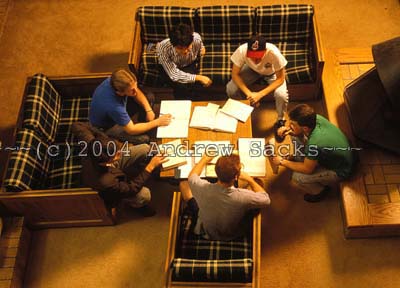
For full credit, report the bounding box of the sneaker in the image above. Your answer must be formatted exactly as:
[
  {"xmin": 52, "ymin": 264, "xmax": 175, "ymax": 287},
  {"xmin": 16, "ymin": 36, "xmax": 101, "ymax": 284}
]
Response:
[
  {"xmin": 304, "ymin": 186, "xmax": 331, "ymax": 203},
  {"xmin": 135, "ymin": 205, "xmax": 156, "ymax": 217},
  {"xmin": 273, "ymin": 119, "xmax": 286, "ymax": 143}
]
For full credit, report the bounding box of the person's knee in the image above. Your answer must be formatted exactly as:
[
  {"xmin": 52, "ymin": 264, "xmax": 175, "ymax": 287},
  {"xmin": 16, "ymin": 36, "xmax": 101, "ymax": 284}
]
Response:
[
  {"xmin": 138, "ymin": 187, "xmax": 151, "ymax": 205},
  {"xmin": 226, "ymin": 80, "xmax": 242, "ymax": 99},
  {"xmin": 274, "ymin": 89, "xmax": 289, "ymax": 103}
]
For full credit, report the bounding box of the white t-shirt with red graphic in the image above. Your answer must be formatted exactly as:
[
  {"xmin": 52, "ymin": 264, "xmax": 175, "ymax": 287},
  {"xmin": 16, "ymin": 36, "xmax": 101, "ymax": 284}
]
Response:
[{"xmin": 230, "ymin": 42, "xmax": 287, "ymax": 76}]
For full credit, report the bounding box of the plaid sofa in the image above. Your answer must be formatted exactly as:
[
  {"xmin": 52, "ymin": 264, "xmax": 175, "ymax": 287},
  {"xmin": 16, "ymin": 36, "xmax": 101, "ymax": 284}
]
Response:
[
  {"xmin": 171, "ymin": 213, "xmax": 253, "ymax": 282},
  {"xmin": 165, "ymin": 192, "xmax": 261, "ymax": 286},
  {"xmin": 129, "ymin": 5, "xmax": 324, "ymax": 100},
  {"xmin": 3, "ymin": 74, "xmax": 103, "ymax": 192}
]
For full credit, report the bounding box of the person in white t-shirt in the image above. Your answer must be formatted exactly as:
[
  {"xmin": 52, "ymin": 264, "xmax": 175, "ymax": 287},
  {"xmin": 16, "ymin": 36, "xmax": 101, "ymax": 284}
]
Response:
[{"xmin": 226, "ymin": 35, "xmax": 289, "ymax": 136}]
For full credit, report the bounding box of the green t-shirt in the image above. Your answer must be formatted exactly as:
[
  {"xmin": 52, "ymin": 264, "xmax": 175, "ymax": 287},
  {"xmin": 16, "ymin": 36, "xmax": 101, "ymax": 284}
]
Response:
[{"xmin": 305, "ymin": 115, "xmax": 353, "ymax": 179}]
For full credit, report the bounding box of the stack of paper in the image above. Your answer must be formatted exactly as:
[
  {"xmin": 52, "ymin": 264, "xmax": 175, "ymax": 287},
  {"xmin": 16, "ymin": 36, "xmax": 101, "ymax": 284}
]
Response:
[
  {"xmin": 238, "ymin": 138, "xmax": 266, "ymax": 177},
  {"xmin": 157, "ymin": 100, "xmax": 192, "ymax": 138},
  {"xmin": 220, "ymin": 99, "xmax": 254, "ymax": 122},
  {"xmin": 189, "ymin": 103, "xmax": 238, "ymax": 133}
]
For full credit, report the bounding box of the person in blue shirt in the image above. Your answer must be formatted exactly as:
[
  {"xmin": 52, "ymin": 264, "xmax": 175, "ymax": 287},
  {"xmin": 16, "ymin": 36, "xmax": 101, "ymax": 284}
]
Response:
[{"xmin": 89, "ymin": 69, "xmax": 171, "ymax": 144}]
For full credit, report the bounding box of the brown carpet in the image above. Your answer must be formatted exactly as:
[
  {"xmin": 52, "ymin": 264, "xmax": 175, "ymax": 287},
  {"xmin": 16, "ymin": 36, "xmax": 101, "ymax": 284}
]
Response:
[{"xmin": 0, "ymin": 0, "xmax": 399, "ymax": 287}]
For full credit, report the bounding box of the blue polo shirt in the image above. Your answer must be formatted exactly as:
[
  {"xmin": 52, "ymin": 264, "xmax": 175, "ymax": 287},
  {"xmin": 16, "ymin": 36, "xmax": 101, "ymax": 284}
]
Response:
[{"xmin": 89, "ymin": 78, "xmax": 131, "ymax": 130}]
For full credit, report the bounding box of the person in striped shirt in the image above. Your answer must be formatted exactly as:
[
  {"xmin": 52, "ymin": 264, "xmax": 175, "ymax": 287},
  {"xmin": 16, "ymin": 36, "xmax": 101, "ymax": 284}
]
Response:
[{"xmin": 156, "ymin": 23, "xmax": 212, "ymax": 99}]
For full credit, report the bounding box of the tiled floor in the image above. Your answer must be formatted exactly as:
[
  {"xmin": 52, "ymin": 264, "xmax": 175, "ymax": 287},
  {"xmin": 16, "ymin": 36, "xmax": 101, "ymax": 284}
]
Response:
[{"xmin": 340, "ymin": 62, "xmax": 400, "ymax": 204}]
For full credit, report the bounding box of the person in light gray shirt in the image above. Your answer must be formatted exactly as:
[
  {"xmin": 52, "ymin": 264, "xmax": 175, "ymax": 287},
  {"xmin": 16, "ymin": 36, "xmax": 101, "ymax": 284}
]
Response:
[{"xmin": 179, "ymin": 153, "xmax": 270, "ymax": 241}]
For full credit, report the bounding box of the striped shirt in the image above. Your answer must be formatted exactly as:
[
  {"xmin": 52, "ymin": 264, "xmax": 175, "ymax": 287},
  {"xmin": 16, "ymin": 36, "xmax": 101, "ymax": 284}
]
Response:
[{"xmin": 156, "ymin": 32, "xmax": 204, "ymax": 84}]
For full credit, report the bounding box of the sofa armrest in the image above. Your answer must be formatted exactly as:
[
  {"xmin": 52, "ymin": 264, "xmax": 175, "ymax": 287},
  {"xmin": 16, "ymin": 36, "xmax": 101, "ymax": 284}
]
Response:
[
  {"xmin": 311, "ymin": 12, "xmax": 325, "ymax": 98},
  {"xmin": 128, "ymin": 19, "xmax": 143, "ymax": 75},
  {"xmin": 0, "ymin": 188, "xmax": 114, "ymax": 229}
]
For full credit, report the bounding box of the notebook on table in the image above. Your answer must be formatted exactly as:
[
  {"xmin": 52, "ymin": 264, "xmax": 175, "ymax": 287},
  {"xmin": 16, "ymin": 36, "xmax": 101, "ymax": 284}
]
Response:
[{"xmin": 156, "ymin": 100, "xmax": 192, "ymax": 138}]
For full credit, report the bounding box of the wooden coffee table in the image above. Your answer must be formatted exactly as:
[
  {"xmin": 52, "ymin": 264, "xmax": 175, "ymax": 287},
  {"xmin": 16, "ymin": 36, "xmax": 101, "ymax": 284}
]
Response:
[{"xmin": 159, "ymin": 100, "xmax": 252, "ymax": 177}]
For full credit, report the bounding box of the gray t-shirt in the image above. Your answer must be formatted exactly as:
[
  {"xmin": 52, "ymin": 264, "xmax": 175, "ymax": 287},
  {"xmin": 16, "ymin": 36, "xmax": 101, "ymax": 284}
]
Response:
[{"xmin": 188, "ymin": 174, "xmax": 271, "ymax": 241}]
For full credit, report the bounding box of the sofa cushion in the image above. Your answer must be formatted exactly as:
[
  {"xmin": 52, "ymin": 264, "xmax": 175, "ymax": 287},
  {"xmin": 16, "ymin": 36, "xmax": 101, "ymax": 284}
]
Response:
[
  {"xmin": 139, "ymin": 43, "xmax": 164, "ymax": 87},
  {"xmin": 171, "ymin": 258, "xmax": 253, "ymax": 282},
  {"xmin": 46, "ymin": 144, "xmax": 83, "ymax": 189},
  {"xmin": 276, "ymin": 41, "xmax": 314, "ymax": 83},
  {"xmin": 22, "ymin": 74, "xmax": 61, "ymax": 143},
  {"xmin": 256, "ymin": 5, "xmax": 314, "ymax": 42},
  {"xmin": 137, "ymin": 6, "xmax": 195, "ymax": 43},
  {"xmin": 196, "ymin": 6, "xmax": 255, "ymax": 43},
  {"xmin": 55, "ymin": 96, "xmax": 92, "ymax": 143},
  {"xmin": 199, "ymin": 42, "xmax": 241, "ymax": 85},
  {"xmin": 3, "ymin": 129, "xmax": 50, "ymax": 192}
]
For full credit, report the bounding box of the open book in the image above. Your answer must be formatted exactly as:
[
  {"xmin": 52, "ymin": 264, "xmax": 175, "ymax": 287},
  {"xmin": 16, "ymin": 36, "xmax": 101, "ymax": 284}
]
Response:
[
  {"xmin": 238, "ymin": 138, "xmax": 266, "ymax": 177},
  {"xmin": 189, "ymin": 103, "xmax": 238, "ymax": 133},
  {"xmin": 174, "ymin": 151, "xmax": 206, "ymax": 179},
  {"xmin": 157, "ymin": 100, "xmax": 192, "ymax": 138},
  {"xmin": 193, "ymin": 141, "xmax": 234, "ymax": 164},
  {"xmin": 158, "ymin": 139, "xmax": 187, "ymax": 170},
  {"xmin": 220, "ymin": 99, "xmax": 254, "ymax": 123}
]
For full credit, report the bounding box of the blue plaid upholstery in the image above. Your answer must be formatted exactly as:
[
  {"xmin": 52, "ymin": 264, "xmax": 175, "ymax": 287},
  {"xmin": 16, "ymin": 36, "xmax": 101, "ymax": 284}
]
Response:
[
  {"xmin": 199, "ymin": 42, "xmax": 240, "ymax": 85},
  {"xmin": 47, "ymin": 144, "xmax": 83, "ymax": 189},
  {"xmin": 256, "ymin": 5, "xmax": 314, "ymax": 42},
  {"xmin": 22, "ymin": 74, "xmax": 62, "ymax": 143},
  {"xmin": 139, "ymin": 43, "xmax": 165, "ymax": 87},
  {"xmin": 171, "ymin": 214, "xmax": 253, "ymax": 282},
  {"xmin": 276, "ymin": 42, "xmax": 313, "ymax": 83},
  {"xmin": 196, "ymin": 6, "xmax": 255, "ymax": 43},
  {"xmin": 3, "ymin": 129, "xmax": 50, "ymax": 192},
  {"xmin": 137, "ymin": 6, "xmax": 195, "ymax": 43},
  {"xmin": 55, "ymin": 96, "xmax": 92, "ymax": 143}
]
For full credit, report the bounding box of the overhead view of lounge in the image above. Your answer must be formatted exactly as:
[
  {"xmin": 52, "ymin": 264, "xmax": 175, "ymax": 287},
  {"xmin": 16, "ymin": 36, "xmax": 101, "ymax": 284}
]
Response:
[{"xmin": 0, "ymin": 1, "xmax": 399, "ymax": 287}]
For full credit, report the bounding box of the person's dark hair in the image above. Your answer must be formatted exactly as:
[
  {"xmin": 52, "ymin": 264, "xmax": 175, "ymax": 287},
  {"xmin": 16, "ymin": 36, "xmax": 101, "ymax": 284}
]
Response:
[
  {"xmin": 88, "ymin": 135, "xmax": 121, "ymax": 165},
  {"xmin": 215, "ymin": 154, "xmax": 241, "ymax": 184},
  {"xmin": 289, "ymin": 104, "xmax": 317, "ymax": 130},
  {"xmin": 169, "ymin": 23, "xmax": 194, "ymax": 47}
]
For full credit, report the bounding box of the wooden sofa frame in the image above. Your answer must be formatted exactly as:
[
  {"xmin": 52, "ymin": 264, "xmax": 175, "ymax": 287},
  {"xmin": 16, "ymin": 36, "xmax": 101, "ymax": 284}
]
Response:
[
  {"xmin": 0, "ymin": 73, "xmax": 115, "ymax": 229},
  {"xmin": 128, "ymin": 8, "xmax": 325, "ymax": 102},
  {"xmin": 164, "ymin": 191, "xmax": 261, "ymax": 288}
]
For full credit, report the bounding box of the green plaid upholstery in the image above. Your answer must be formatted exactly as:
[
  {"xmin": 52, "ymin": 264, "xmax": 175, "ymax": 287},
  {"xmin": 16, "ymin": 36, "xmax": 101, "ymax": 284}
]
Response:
[
  {"xmin": 256, "ymin": 5, "xmax": 314, "ymax": 42},
  {"xmin": 47, "ymin": 144, "xmax": 83, "ymax": 189},
  {"xmin": 196, "ymin": 6, "xmax": 255, "ymax": 43},
  {"xmin": 199, "ymin": 42, "xmax": 240, "ymax": 85},
  {"xmin": 55, "ymin": 96, "xmax": 92, "ymax": 143},
  {"xmin": 22, "ymin": 74, "xmax": 62, "ymax": 143},
  {"xmin": 171, "ymin": 214, "xmax": 253, "ymax": 282},
  {"xmin": 3, "ymin": 129, "xmax": 50, "ymax": 192},
  {"xmin": 137, "ymin": 6, "xmax": 195, "ymax": 43}
]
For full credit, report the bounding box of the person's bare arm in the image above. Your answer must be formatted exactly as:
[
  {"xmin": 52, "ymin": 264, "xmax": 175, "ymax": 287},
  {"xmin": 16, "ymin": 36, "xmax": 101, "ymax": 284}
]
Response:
[
  {"xmin": 273, "ymin": 156, "xmax": 318, "ymax": 174},
  {"xmin": 131, "ymin": 88, "xmax": 155, "ymax": 121},
  {"xmin": 231, "ymin": 64, "xmax": 252, "ymax": 97},
  {"xmin": 123, "ymin": 114, "xmax": 171, "ymax": 135},
  {"xmin": 189, "ymin": 154, "xmax": 214, "ymax": 177},
  {"xmin": 239, "ymin": 171, "xmax": 265, "ymax": 192},
  {"xmin": 247, "ymin": 68, "xmax": 286, "ymax": 106}
]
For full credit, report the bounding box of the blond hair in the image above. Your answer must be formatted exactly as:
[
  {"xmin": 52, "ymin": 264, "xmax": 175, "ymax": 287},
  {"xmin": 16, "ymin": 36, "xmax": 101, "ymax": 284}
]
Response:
[{"xmin": 111, "ymin": 69, "xmax": 137, "ymax": 93}]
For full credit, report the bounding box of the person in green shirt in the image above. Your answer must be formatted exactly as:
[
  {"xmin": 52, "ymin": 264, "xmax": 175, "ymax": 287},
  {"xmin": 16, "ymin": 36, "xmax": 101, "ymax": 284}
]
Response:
[{"xmin": 272, "ymin": 104, "xmax": 354, "ymax": 202}]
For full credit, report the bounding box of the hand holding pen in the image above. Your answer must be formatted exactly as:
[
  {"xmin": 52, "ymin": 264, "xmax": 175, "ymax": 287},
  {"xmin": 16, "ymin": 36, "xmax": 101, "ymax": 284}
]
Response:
[{"xmin": 157, "ymin": 113, "xmax": 173, "ymax": 126}]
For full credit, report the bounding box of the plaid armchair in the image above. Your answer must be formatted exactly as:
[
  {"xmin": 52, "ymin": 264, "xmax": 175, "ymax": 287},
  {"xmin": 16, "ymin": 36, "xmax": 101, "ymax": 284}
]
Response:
[
  {"xmin": 129, "ymin": 5, "xmax": 324, "ymax": 101},
  {"xmin": 165, "ymin": 192, "xmax": 261, "ymax": 287},
  {"xmin": 0, "ymin": 73, "xmax": 114, "ymax": 228}
]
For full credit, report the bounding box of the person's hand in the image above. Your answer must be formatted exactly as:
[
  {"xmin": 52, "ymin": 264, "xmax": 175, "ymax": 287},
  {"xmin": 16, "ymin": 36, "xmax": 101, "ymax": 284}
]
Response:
[
  {"xmin": 146, "ymin": 154, "xmax": 168, "ymax": 172},
  {"xmin": 202, "ymin": 152, "xmax": 216, "ymax": 163},
  {"xmin": 146, "ymin": 110, "xmax": 156, "ymax": 121},
  {"xmin": 200, "ymin": 47, "xmax": 206, "ymax": 57},
  {"xmin": 246, "ymin": 91, "xmax": 262, "ymax": 107},
  {"xmin": 277, "ymin": 126, "xmax": 290, "ymax": 138},
  {"xmin": 272, "ymin": 156, "xmax": 283, "ymax": 166},
  {"xmin": 156, "ymin": 114, "xmax": 172, "ymax": 126},
  {"xmin": 198, "ymin": 75, "xmax": 212, "ymax": 87},
  {"xmin": 239, "ymin": 170, "xmax": 252, "ymax": 182}
]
